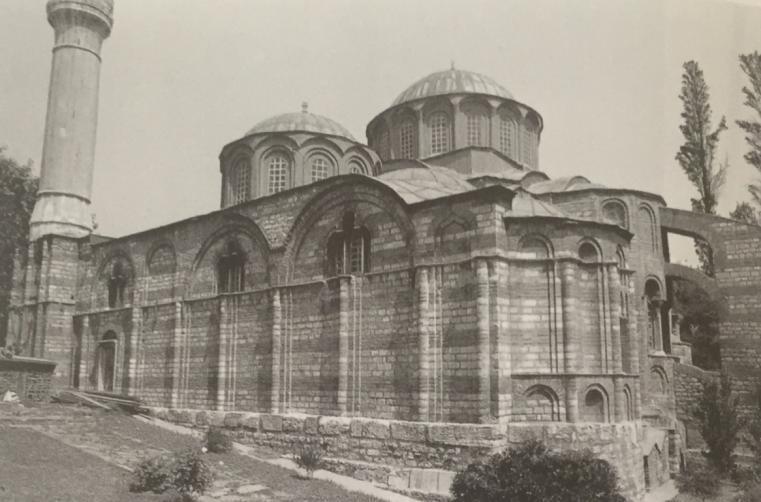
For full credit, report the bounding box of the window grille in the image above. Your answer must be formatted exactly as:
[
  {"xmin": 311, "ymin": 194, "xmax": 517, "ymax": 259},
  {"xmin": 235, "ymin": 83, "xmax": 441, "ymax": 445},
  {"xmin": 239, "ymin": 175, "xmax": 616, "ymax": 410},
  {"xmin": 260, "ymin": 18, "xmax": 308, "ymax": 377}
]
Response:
[{"xmin": 267, "ymin": 154, "xmax": 289, "ymax": 194}]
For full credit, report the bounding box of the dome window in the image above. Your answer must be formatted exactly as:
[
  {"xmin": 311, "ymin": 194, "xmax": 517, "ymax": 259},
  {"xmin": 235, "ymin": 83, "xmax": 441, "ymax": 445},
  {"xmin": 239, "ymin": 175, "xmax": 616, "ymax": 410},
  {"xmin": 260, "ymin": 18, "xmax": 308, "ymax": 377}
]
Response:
[
  {"xmin": 229, "ymin": 158, "xmax": 250, "ymax": 206},
  {"xmin": 399, "ymin": 119, "xmax": 417, "ymax": 159},
  {"xmin": 310, "ymin": 155, "xmax": 331, "ymax": 182},
  {"xmin": 429, "ymin": 112, "xmax": 450, "ymax": 155},
  {"xmin": 465, "ymin": 106, "xmax": 488, "ymax": 147},
  {"xmin": 499, "ymin": 108, "xmax": 520, "ymax": 158},
  {"xmin": 267, "ymin": 153, "xmax": 290, "ymax": 194}
]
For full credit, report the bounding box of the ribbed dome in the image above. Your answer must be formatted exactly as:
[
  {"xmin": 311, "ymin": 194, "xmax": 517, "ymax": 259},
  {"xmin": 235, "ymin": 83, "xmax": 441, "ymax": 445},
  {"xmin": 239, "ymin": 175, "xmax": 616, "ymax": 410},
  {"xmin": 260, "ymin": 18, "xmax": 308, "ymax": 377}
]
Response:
[
  {"xmin": 392, "ymin": 68, "xmax": 513, "ymax": 106},
  {"xmin": 245, "ymin": 110, "xmax": 356, "ymax": 141}
]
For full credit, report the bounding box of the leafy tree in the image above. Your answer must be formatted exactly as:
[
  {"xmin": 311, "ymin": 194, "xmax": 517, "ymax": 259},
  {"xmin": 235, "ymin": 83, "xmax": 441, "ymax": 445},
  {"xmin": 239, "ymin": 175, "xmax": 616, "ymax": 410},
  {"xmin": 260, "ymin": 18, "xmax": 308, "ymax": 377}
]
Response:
[
  {"xmin": 731, "ymin": 201, "xmax": 759, "ymax": 225},
  {"xmin": 676, "ymin": 61, "xmax": 728, "ymax": 276},
  {"xmin": 737, "ymin": 52, "xmax": 761, "ymax": 209},
  {"xmin": 672, "ymin": 278, "xmax": 723, "ymax": 370},
  {"xmin": 675, "ymin": 463, "xmax": 720, "ymax": 501},
  {"xmin": 0, "ymin": 148, "xmax": 38, "ymax": 347},
  {"xmin": 693, "ymin": 372, "xmax": 744, "ymax": 474},
  {"xmin": 450, "ymin": 439, "xmax": 625, "ymax": 502}
]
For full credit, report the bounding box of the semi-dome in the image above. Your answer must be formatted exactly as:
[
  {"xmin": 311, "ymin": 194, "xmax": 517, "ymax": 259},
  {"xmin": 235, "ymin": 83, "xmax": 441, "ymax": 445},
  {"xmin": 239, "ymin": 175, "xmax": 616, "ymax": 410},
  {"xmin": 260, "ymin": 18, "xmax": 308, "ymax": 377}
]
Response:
[
  {"xmin": 245, "ymin": 106, "xmax": 356, "ymax": 141},
  {"xmin": 392, "ymin": 68, "xmax": 513, "ymax": 106}
]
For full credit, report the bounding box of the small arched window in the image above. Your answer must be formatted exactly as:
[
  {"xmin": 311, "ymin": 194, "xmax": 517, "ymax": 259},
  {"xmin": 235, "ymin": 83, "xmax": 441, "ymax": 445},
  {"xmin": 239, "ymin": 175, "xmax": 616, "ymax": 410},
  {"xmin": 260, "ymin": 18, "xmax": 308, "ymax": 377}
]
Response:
[
  {"xmin": 465, "ymin": 107, "xmax": 488, "ymax": 147},
  {"xmin": 602, "ymin": 200, "xmax": 628, "ymax": 229},
  {"xmin": 349, "ymin": 160, "xmax": 366, "ymax": 175},
  {"xmin": 499, "ymin": 107, "xmax": 520, "ymax": 158},
  {"xmin": 108, "ymin": 262, "xmax": 127, "ymax": 309},
  {"xmin": 217, "ymin": 240, "xmax": 246, "ymax": 293},
  {"xmin": 623, "ymin": 385, "xmax": 634, "ymax": 420},
  {"xmin": 267, "ymin": 153, "xmax": 290, "ymax": 194},
  {"xmin": 310, "ymin": 155, "xmax": 331, "ymax": 182},
  {"xmin": 579, "ymin": 241, "xmax": 600, "ymax": 263},
  {"xmin": 582, "ymin": 388, "xmax": 607, "ymax": 422},
  {"xmin": 328, "ymin": 221, "xmax": 371, "ymax": 275},
  {"xmin": 229, "ymin": 158, "xmax": 250, "ymax": 205},
  {"xmin": 519, "ymin": 236, "xmax": 551, "ymax": 259},
  {"xmin": 429, "ymin": 112, "xmax": 451, "ymax": 155},
  {"xmin": 399, "ymin": 119, "xmax": 417, "ymax": 159}
]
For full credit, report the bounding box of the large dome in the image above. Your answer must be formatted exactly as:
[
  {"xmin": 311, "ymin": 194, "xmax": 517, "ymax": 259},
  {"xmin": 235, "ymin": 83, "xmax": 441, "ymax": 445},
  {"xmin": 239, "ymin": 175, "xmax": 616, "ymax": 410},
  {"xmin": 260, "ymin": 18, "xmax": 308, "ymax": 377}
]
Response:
[
  {"xmin": 245, "ymin": 109, "xmax": 356, "ymax": 141},
  {"xmin": 392, "ymin": 68, "xmax": 513, "ymax": 106}
]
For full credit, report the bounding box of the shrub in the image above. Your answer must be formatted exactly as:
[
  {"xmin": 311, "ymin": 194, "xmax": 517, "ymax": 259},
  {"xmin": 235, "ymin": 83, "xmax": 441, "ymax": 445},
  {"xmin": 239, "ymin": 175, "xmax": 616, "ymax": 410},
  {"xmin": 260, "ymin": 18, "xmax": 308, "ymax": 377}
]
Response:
[
  {"xmin": 130, "ymin": 453, "xmax": 175, "ymax": 493},
  {"xmin": 130, "ymin": 448, "xmax": 215, "ymax": 499},
  {"xmin": 293, "ymin": 442, "xmax": 323, "ymax": 478},
  {"xmin": 204, "ymin": 426, "xmax": 233, "ymax": 454},
  {"xmin": 450, "ymin": 439, "xmax": 626, "ymax": 502},
  {"xmin": 693, "ymin": 372, "xmax": 745, "ymax": 474},
  {"xmin": 736, "ymin": 480, "xmax": 761, "ymax": 502},
  {"xmin": 676, "ymin": 463, "xmax": 720, "ymax": 501}
]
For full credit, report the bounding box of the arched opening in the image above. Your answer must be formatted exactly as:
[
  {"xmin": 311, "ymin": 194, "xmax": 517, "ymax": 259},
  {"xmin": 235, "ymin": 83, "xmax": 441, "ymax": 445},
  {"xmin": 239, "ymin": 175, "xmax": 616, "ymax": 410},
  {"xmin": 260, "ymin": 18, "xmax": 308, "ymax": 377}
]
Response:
[
  {"xmin": 581, "ymin": 387, "xmax": 607, "ymax": 422},
  {"xmin": 519, "ymin": 235, "xmax": 551, "ymax": 259},
  {"xmin": 216, "ymin": 240, "xmax": 246, "ymax": 293},
  {"xmin": 602, "ymin": 199, "xmax": 628, "ymax": 229},
  {"xmin": 623, "ymin": 384, "xmax": 634, "ymax": 420},
  {"xmin": 645, "ymin": 278, "xmax": 665, "ymax": 352},
  {"xmin": 266, "ymin": 152, "xmax": 291, "ymax": 194},
  {"xmin": 579, "ymin": 241, "xmax": 600, "ymax": 263},
  {"xmin": 107, "ymin": 261, "xmax": 128, "ymax": 309},
  {"xmin": 428, "ymin": 112, "xmax": 451, "ymax": 156},
  {"xmin": 525, "ymin": 385, "xmax": 561, "ymax": 422},
  {"xmin": 95, "ymin": 331, "xmax": 118, "ymax": 392},
  {"xmin": 327, "ymin": 212, "xmax": 371, "ymax": 276}
]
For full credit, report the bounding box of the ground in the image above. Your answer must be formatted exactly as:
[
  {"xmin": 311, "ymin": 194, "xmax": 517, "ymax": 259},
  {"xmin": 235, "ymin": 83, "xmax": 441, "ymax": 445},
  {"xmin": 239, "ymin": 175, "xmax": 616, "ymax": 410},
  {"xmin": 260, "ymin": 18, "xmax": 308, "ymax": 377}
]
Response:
[{"xmin": 0, "ymin": 401, "xmax": 387, "ymax": 502}]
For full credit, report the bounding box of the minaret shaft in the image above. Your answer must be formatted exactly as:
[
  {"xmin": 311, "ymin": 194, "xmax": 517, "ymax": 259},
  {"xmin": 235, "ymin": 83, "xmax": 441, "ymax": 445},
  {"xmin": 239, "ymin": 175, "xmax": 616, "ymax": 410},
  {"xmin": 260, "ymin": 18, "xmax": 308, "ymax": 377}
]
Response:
[{"xmin": 30, "ymin": 0, "xmax": 114, "ymax": 241}]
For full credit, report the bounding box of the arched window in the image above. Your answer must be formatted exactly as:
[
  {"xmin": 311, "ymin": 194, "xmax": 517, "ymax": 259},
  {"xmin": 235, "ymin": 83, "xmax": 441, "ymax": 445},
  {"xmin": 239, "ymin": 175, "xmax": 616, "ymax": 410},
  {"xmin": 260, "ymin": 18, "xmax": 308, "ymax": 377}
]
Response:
[
  {"xmin": 519, "ymin": 236, "xmax": 551, "ymax": 259},
  {"xmin": 267, "ymin": 153, "xmax": 290, "ymax": 194},
  {"xmin": 376, "ymin": 126, "xmax": 391, "ymax": 160},
  {"xmin": 217, "ymin": 240, "xmax": 246, "ymax": 293},
  {"xmin": 399, "ymin": 119, "xmax": 417, "ymax": 159},
  {"xmin": 465, "ymin": 107, "xmax": 488, "ymax": 147},
  {"xmin": 229, "ymin": 158, "xmax": 250, "ymax": 205},
  {"xmin": 108, "ymin": 262, "xmax": 127, "ymax": 309},
  {"xmin": 524, "ymin": 385, "xmax": 561, "ymax": 422},
  {"xmin": 522, "ymin": 115, "xmax": 540, "ymax": 167},
  {"xmin": 645, "ymin": 278, "xmax": 664, "ymax": 351},
  {"xmin": 638, "ymin": 204, "xmax": 658, "ymax": 253},
  {"xmin": 429, "ymin": 112, "xmax": 451, "ymax": 155},
  {"xmin": 327, "ymin": 216, "xmax": 371, "ymax": 275},
  {"xmin": 349, "ymin": 160, "xmax": 366, "ymax": 175},
  {"xmin": 310, "ymin": 155, "xmax": 331, "ymax": 182},
  {"xmin": 623, "ymin": 385, "xmax": 634, "ymax": 420},
  {"xmin": 499, "ymin": 110, "xmax": 519, "ymax": 158},
  {"xmin": 582, "ymin": 387, "xmax": 608, "ymax": 422},
  {"xmin": 579, "ymin": 241, "xmax": 600, "ymax": 263}
]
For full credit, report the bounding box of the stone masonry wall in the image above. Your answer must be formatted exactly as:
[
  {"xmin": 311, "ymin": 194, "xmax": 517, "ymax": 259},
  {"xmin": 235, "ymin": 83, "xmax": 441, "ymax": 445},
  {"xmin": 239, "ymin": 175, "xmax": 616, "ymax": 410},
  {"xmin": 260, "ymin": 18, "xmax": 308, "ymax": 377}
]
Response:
[
  {"xmin": 673, "ymin": 362, "xmax": 718, "ymax": 448},
  {"xmin": 0, "ymin": 357, "xmax": 56, "ymax": 401}
]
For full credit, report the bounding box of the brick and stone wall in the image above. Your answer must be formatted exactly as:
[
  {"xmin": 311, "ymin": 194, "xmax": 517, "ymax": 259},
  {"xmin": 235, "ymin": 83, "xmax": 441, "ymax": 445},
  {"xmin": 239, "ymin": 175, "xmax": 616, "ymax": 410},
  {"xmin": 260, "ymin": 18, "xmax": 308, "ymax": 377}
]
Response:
[
  {"xmin": 673, "ymin": 362, "xmax": 718, "ymax": 448},
  {"xmin": 0, "ymin": 357, "xmax": 56, "ymax": 401}
]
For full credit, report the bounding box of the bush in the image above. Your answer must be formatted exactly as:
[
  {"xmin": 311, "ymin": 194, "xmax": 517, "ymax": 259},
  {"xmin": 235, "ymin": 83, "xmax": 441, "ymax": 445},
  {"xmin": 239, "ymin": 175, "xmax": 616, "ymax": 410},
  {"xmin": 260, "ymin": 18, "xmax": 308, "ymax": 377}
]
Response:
[
  {"xmin": 293, "ymin": 442, "xmax": 323, "ymax": 478},
  {"xmin": 130, "ymin": 447, "xmax": 215, "ymax": 499},
  {"xmin": 676, "ymin": 463, "xmax": 720, "ymax": 501},
  {"xmin": 693, "ymin": 372, "xmax": 745, "ymax": 474},
  {"xmin": 450, "ymin": 439, "xmax": 626, "ymax": 502},
  {"xmin": 204, "ymin": 426, "xmax": 233, "ymax": 454}
]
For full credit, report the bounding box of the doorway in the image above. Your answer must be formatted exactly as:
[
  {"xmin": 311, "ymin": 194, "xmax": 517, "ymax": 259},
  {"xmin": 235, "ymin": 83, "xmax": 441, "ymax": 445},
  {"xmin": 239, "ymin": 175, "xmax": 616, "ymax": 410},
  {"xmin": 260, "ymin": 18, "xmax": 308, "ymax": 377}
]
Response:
[{"xmin": 95, "ymin": 331, "xmax": 118, "ymax": 392}]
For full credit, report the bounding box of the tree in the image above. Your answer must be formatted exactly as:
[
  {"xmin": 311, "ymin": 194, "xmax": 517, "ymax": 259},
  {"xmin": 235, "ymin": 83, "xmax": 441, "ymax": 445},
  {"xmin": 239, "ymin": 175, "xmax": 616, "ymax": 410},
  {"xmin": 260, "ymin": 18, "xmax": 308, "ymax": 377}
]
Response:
[
  {"xmin": 737, "ymin": 52, "xmax": 761, "ymax": 209},
  {"xmin": 0, "ymin": 148, "xmax": 38, "ymax": 347},
  {"xmin": 731, "ymin": 201, "xmax": 759, "ymax": 225},
  {"xmin": 676, "ymin": 61, "xmax": 728, "ymax": 276},
  {"xmin": 672, "ymin": 278, "xmax": 723, "ymax": 370},
  {"xmin": 693, "ymin": 372, "xmax": 744, "ymax": 474}
]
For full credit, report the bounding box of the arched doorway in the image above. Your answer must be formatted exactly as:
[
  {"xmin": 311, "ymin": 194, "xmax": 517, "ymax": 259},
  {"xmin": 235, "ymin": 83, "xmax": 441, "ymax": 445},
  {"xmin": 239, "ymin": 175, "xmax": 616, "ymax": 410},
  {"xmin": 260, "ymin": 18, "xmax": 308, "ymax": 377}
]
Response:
[{"xmin": 95, "ymin": 331, "xmax": 118, "ymax": 392}]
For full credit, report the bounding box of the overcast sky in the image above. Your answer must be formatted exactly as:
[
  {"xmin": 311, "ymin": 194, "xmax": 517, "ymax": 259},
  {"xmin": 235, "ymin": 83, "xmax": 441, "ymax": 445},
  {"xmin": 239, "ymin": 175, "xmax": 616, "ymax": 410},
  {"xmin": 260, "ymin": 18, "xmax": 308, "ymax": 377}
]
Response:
[{"xmin": 2, "ymin": 0, "xmax": 761, "ymax": 263}]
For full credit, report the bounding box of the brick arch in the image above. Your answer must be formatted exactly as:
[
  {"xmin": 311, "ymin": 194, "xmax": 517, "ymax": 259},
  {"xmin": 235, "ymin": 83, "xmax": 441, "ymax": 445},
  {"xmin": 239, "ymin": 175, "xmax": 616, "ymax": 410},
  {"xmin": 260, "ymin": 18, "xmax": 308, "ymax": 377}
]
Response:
[
  {"xmin": 93, "ymin": 248, "xmax": 136, "ymax": 310},
  {"xmin": 278, "ymin": 179, "xmax": 414, "ymax": 283},
  {"xmin": 145, "ymin": 239, "xmax": 176, "ymax": 274},
  {"xmin": 524, "ymin": 384, "xmax": 561, "ymax": 422},
  {"xmin": 184, "ymin": 215, "xmax": 271, "ymax": 297}
]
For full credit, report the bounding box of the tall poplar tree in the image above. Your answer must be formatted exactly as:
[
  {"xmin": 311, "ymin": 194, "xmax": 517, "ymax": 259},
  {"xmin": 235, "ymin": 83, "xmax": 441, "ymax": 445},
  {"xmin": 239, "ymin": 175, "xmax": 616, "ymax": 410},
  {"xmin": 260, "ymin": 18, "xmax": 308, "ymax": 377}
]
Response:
[
  {"xmin": 737, "ymin": 52, "xmax": 761, "ymax": 209},
  {"xmin": 676, "ymin": 61, "xmax": 727, "ymax": 276}
]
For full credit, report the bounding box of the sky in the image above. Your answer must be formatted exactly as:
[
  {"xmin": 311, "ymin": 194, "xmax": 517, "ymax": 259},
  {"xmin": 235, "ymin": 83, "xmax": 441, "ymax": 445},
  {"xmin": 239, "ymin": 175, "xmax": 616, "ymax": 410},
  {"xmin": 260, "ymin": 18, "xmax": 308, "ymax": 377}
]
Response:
[{"xmin": 2, "ymin": 0, "xmax": 761, "ymax": 264}]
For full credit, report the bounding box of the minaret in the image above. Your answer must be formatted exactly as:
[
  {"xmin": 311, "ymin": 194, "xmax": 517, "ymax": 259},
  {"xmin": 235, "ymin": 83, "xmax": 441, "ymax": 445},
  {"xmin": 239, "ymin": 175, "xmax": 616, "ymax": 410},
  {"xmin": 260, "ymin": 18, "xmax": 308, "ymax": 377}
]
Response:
[{"xmin": 29, "ymin": 0, "xmax": 114, "ymax": 241}]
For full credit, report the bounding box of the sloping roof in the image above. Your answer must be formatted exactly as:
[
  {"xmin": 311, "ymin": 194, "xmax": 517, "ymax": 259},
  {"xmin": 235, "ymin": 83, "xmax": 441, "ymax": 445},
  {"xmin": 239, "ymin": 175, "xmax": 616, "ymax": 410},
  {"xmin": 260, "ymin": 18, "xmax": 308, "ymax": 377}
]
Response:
[
  {"xmin": 376, "ymin": 164, "xmax": 476, "ymax": 204},
  {"xmin": 246, "ymin": 111, "xmax": 356, "ymax": 141},
  {"xmin": 525, "ymin": 175, "xmax": 607, "ymax": 195},
  {"xmin": 392, "ymin": 68, "xmax": 513, "ymax": 106},
  {"xmin": 505, "ymin": 190, "xmax": 570, "ymax": 219}
]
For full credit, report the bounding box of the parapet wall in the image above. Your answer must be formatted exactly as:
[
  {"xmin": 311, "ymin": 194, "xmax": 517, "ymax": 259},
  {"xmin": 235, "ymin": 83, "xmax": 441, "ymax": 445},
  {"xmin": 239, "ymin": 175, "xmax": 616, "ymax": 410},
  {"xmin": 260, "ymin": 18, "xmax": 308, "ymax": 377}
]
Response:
[
  {"xmin": 0, "ymin": 357, "xmax": 56, "ymax": 401},
  {"xmin": 150, "ymin": 407, "xmax": 649, "ymax": 501}
]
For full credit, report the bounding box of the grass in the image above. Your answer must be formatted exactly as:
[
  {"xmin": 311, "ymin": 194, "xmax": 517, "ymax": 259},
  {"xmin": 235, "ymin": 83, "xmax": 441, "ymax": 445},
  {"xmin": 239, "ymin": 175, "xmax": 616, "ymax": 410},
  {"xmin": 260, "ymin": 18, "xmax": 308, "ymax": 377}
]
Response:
[
  {"xmin": 0, "ymin": 404, "xmax": 386, "ymax": 502},
  {"xmin": 0, "ymin": 427, "xmax": 162, "ymax": 502}
]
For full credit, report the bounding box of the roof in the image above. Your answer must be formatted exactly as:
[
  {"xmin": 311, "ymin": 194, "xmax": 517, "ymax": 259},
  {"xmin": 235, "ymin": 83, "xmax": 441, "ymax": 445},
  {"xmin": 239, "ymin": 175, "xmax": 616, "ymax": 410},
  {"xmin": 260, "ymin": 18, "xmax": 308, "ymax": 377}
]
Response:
[
  {"xmin": 505, "ymin": 190, "xmax": 570, "ymax": 219},
  {"xmin": 525, "ymin": 176, "xmax": 607, "ymax": 195},
  {"xmin": 245, "ymin": 110, "xmax": 356, "ymax": 141},
  {"xmin": 392, "ymin": 68, "xmax": 513, "ymax": 106},
  {"xmin": 376, "ymin": 164, "xmax": 476, "ymax": 204}
]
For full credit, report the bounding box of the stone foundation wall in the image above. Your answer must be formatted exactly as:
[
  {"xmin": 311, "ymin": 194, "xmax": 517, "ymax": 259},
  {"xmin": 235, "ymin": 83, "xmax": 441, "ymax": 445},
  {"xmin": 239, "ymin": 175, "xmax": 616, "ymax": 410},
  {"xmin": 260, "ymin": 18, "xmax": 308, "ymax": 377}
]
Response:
[
  {"xmin": 150, "ymin": 407, "xmax": 651, "ymax": 501},
  {"xmin": 673, "ymin": 362, "xmax": 718, "ymax": 448},
  {"xmin": 0, "ymin": 357, "xmax": 56, "ymax": 401}
]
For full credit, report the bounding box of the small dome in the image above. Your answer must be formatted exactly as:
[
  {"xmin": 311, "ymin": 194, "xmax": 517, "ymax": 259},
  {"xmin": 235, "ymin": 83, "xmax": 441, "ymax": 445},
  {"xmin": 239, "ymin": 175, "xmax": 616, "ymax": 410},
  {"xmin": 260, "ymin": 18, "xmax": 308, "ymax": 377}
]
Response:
[
  {"xmin": 245, "ymin": 108, "xmax": 356, "ymax": 141},
  {"xmin": 392, "ymin": 68, "xmax": 513, "ymax": 106}
]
